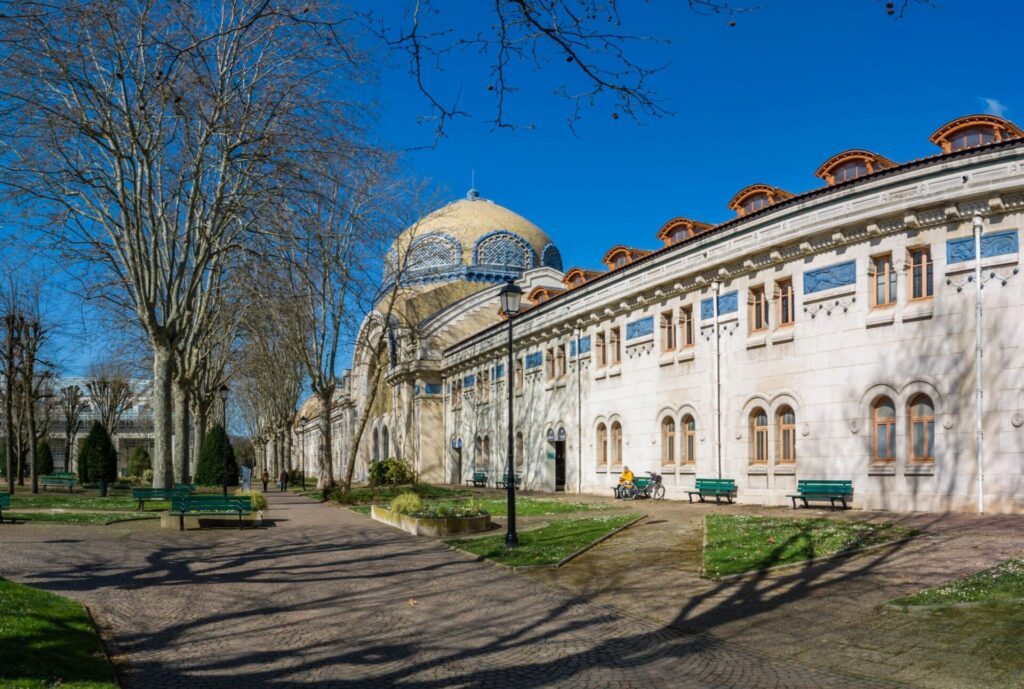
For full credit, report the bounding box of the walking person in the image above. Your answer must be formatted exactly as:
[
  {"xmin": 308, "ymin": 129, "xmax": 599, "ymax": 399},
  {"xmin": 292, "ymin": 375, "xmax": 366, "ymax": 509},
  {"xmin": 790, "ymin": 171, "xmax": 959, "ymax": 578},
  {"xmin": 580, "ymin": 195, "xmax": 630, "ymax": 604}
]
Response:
[
  {"xmin": 278, "ymin": 469, "xmax": 288, "ymax": 492},
  {"xmin": 261, "ymin": 469, "xmax": 270, "ymax": 493}
]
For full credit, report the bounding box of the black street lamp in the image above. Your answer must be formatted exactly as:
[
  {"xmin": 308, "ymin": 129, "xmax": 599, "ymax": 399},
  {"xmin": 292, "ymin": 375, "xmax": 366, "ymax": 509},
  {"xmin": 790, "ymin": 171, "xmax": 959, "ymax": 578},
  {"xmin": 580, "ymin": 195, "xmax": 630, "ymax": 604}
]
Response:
[
  {"xmin": 219, "ymin": 384, "xmax": 229, "ymax": 496},
  {"xmin": 498, "ymin": 281, "xmax": 523, "ymax": 547}
]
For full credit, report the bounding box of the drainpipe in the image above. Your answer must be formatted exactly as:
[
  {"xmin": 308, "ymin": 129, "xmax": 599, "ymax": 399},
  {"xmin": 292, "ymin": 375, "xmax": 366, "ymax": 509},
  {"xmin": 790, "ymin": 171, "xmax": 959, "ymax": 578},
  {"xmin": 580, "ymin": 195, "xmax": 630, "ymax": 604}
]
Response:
[
  {"xmin": 712, "ymin": 280, "xmax": 723, "ymax": 480},
  {"xmin": 574, "ymin": 326, "xmax": 583, "ymax": 494},
  {"xmin": 973, "ymin": 215, "xmax": 985, "ymax": 514}
]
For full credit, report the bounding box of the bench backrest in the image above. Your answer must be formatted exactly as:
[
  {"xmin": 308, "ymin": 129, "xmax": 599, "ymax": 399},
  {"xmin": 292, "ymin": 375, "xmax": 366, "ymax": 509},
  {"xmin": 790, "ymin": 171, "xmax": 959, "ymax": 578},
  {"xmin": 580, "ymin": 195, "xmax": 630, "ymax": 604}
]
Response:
[
  {"xmin": 633, "ymin": 476, "xmax": 651, "ymax": 488},
  {"xmin": 473, "ymin": 470, "xmax": 487, "ymax": 480},
  {"xmin": 41, "ymin": 476, "xmax": 76, "ymax": 484},
  {"xmin": 0, "ymin": 494, "xmax": 10, "ymax": 508},
  {"xmin": 133, "ymin": 487, "xmax": 189, "ymax": 499},
  {"xmin": 50, "ymin": 472, "xmax": 77, "ymax": 479},
  {"xmin": 797, "ymin": 480, "xmax": 853, "ymax": 494},
  {"xmin": 174, "ymin": 483, "xmax": 197, "ymax": 493},
  {"xmin": 172, "ymin": 495, "xmax": 253, "ymax": 513},
  {"xmin": 695, "ymin": 478, "xmax": 737, "ymax": 491}
]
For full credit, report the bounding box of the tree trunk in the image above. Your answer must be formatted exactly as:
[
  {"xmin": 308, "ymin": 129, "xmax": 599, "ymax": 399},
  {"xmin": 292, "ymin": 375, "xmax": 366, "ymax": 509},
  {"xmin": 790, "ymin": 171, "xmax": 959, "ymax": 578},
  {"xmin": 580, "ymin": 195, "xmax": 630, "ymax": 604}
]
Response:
[
  {"xmin": 27, "ymin": 367, "xmax": 38, "ymax": 494},
  {"xmin": 192, "ymin": 401, "xmax": 208, "ymax": 478},
  {"xmin": 317, "ymin": 395, "xmax": 334, "ymax": 489},
  {"xmin": 152, "ymin": 345, "xmax": 174, "ymax": 488},
  {"xmin": 285, "ymin": 429, "xmax": 293, "ymax": 472},
  {"xmin": 4, "ymin": 324, "xmax": 14, "ymax": 494},
  {"xmin": 172, "ymin": 381, "xmax": 190, "ymax": 484}
]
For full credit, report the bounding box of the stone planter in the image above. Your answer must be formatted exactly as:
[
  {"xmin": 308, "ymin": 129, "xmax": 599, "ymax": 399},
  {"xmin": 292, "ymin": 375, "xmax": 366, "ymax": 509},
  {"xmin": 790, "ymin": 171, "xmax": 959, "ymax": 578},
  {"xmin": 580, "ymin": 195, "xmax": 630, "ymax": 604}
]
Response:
[{"xmin": 371, "ymin": 505, "xmax": 491, "ymax": 538}]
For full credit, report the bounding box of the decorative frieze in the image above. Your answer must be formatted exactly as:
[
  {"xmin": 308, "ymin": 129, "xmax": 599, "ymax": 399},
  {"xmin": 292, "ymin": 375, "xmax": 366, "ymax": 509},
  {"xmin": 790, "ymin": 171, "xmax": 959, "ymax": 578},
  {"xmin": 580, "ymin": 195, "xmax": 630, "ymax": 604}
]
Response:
[
  {"xmin": 945, "ymin": 229, "xmax": 1018, "ymax": 263},
  {"xmin": 803, "ymin": 260, "xmax": 856, "ymax": 294}
]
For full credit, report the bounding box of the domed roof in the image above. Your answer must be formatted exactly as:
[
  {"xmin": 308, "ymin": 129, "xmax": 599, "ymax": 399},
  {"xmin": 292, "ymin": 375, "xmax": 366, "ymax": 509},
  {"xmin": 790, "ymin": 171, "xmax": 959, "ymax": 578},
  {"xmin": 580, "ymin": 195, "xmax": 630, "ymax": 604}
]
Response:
[{"xmin": 387, "ymin": 191, "xmax": 562, "ymax": 289}]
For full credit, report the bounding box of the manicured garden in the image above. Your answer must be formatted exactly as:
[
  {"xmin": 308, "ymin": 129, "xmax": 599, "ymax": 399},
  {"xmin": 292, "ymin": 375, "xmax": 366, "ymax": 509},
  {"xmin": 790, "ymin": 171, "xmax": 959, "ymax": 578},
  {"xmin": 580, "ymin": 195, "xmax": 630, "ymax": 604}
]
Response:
[
  {"xmin": 445, "ymin": 514, "xmax": 641, "ymax": 567},
  {"xmin": 328, "ymin": 483, "xmax": 469, "ymax": 505},
  {"xmin": 4, "ymin": 511, "xmax": 159, "ymax": 525},
  {"xmin": 10, "ymin": 492, "xmax": 169, "ymax": 512},
  {"xmin": 703, "ymin": 514, "xmax": 913, "ymax": 578},
  {"xmin": 0, "ymin": 579, "xmax": 119, "ymax": 689},
  {"xmin": 891, "ymin": 557, "xmax": 1024, "ymax": 607}
]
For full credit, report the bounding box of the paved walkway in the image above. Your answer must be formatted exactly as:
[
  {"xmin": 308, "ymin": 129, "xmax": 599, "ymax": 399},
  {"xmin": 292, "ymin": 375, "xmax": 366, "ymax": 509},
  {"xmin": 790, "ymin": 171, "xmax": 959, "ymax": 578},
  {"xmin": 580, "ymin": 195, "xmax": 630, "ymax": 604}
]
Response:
[{"xmin": 1, "ymin": 491, "xmax": 908, "ymax": 689}]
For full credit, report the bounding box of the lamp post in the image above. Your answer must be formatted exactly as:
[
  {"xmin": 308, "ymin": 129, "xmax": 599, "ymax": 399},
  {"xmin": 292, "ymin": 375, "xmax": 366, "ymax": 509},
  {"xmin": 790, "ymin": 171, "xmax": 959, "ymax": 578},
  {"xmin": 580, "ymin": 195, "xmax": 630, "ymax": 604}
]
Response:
[
  {"xmin": 498, "ymin": 281, "xmax": 523, "ymax": 547},
  {"xmin": 219, "ymin": 384, "xmax": 229, "ymax": 496}
]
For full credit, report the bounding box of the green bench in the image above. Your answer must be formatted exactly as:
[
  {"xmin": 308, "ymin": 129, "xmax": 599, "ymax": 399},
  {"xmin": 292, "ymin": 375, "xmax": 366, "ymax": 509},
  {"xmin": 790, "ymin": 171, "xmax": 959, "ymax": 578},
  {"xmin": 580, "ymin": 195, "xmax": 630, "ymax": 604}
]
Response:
[
  {"xmin": 466, "ymin": 470, "xmax": 488, "ymax": 487},
  {"xmin": 40, "ymin": 472, "xmax": 79, "ymax": 492},
  {"xmin": 788, "ymin": 480, "xmax": 853, "ymax": 510},
  {"xmin": 495, "ymin": 471, "xmax": 522, "ymax": 489},
  {"xmin": 132, "ymin": 487, "xmax": 189, "ymax": 510},
  {"xmin": 170, "ymin": 494, "xmax": 253, "ymax": 531},
  {"xmin": 0, "ymin": 493, "xmax": 9, "ymax": 523},
  {"xmin": 686, "ymin": 478, "xmax": 737, "ymax": 504},
  {"xmin": 175, "ymin": 483, "xmax": 197, "ymax": 493}
]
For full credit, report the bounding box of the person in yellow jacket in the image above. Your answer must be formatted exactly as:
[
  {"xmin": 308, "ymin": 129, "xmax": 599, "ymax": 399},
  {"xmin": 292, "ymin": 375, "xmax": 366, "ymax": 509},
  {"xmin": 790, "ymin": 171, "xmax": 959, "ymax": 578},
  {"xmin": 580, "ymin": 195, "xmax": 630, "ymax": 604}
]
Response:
[{"xmin": 619, "ymin": 466, "xmax": 635, "ymax": 485}]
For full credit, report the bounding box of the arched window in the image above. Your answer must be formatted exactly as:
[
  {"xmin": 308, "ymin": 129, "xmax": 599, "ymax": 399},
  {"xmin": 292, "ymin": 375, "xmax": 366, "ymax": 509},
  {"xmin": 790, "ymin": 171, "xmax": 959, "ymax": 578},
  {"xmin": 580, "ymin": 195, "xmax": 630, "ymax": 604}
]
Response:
[
  {"xmin": 682, "ymin": 415, "xmax": 696, "ymax": 464},
  {"xmin": 831, "ymin": 160, "xmax": 869, "ymax": 184},
  {"xmin": 541, "ymin": 243, "xmax": 563, "ymax": 271},
  {"xmin": 750, "ymin": 408, "xmax": 768, "ymax": 464},
  {"xmin": 406, "ymin": 234, "xmax": 459, "ymax": 271},
  {"xmin": 476, "ymin": 232, "xmax": 531, "ymax": 269},
  {"xmin": 949, "ymin": 125, "xmax": 996, "ymax": 151},
  {"xmin": 381, "ymin": 426, "xmax": 389, "ymax": 460},
  {"xmin": 909, "ymin": 395, "xmax": 935, "ymax": 463},
  {"xmin": 596, "ymin": 423, "xmax": 608, "ymax": 468},
  {"xmin": 515, "ymin": 432, "xmax": 525, "ymax": 468},
  {"xmin": 661, "ymin": 417, "xmax": 676, "ymax": 466},
  {"xmin": 777, "ymin": 406, "xmax": 796, "ymax": 464},
  {"xmin": 372, "ymin": 428, "xmax": 380, "ymax": 462},
  {"xmin": 742, "ymin": 194, "xmax": 770, "ymax": 215},
  {"xmin": 873, "ymin": 397, "xmax": 896, "ymax": 463},
  {"xmin": 611, "ymin": 421, "xmax": 623, "ymax": 469},
  {"xmin": 483, "ymin": 436, "xmax": 491, "ymax": 466}
]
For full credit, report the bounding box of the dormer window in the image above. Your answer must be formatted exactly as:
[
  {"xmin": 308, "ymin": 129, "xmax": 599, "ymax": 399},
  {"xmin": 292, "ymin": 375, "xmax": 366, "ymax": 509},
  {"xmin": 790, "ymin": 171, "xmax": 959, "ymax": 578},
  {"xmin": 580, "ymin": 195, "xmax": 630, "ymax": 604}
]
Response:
[
  {"xmin": 601, "ymin": 246, "xmax": 651, "ymax": 271},
  {"xmin": 815, "ymin": 150, "xmax": 895, "ymax": 186},
  {"xmin": 929, "ymin": 114, "xmax": 1023, "ymax": 153},
  {"xmin": 656, "ymin": 217, "xmax": 712, "ymax": 247},
  {"xmin": 612, "ymin": 252, "xmax": 629, "ymax": 268},
  {"xmin": 727, "ymin": 184, "xmax": 793, "ymax": 217}
]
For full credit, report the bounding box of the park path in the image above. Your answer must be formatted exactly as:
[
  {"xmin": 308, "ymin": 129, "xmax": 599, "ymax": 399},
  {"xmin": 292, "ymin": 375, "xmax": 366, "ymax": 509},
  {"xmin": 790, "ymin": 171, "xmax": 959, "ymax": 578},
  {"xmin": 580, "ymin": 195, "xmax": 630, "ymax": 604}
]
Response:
[{"xmin": 1, "ymin": 491, "xmax": 910, "ymax": 689}]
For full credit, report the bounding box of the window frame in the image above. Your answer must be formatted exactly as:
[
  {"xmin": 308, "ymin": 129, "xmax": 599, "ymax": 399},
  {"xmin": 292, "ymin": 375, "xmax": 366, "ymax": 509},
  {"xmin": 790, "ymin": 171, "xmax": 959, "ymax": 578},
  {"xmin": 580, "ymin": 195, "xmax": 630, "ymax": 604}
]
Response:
[
  {"xmin": 680, "ymin": 305, "xmax": 695, "ymax": 348},
  {"xmin": 908, "ymin": 246, "xmax": 934, "ymax": 302},
  {"xmin": 596, "ymin": 423, "xmax": 608, "ymax": 469},
  {"xmin": 661, "ymin": 310, "xmax": 676, "ymax": 352},
  {"xmin": 749, "ymin": 285, "xmax": 769, "ymax": 333},
  {"xmin": 609, "ymin": 327, "xmax": 622, "ymax": 365},
  {"xmin": 776, "ymin": 406, "xmax": 796, "ymax": 464},
  {"xmin": 514, "ymin": 358, "xmax": 524, "ymax": 391},
  {"xmin": 610, "ymin": 421, "xmax": 623, "ymax": 469},
  {"xmin": 749, "ymin": 408, "xmax": 768, "ymax": 464},
  {"xmin": 871, "ymin": 254, "xmax": 897, "ymax": 308},
  {"xmin": 872, "ymin": 397, "xmax": 897, "ymax": 464},
  {"xmin": 909, "ymin": 394, "xmax": 936, "ymax": 464},
  {"xmin": 682, "ymin": 414, "xmax": 696, "ymax": 465},
  {"xmin": 661, "ymin": 416, "xmax": 676, "ymax": 467},
  {"xmin": 556, "ymin": 344, "xmax": 567, "ymax": 379},
  {"xmin": 777, "ymin": 279, "xmax": 795, "ymax": 327},
  {"xmin": 478, "ymin": 369, "xmax": 490, "ymax": 403},
  {"xmin": 596, "ymin": 331, "xmax": 607, "ymax": 368}
]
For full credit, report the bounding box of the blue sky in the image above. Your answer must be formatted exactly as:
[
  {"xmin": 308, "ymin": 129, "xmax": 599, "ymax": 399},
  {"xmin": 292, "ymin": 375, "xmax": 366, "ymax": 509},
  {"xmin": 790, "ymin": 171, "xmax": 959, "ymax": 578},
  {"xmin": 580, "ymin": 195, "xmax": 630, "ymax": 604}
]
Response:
[{"xmin": 373, "ymin": 0, "xmax": 1020, "ymax": 272}]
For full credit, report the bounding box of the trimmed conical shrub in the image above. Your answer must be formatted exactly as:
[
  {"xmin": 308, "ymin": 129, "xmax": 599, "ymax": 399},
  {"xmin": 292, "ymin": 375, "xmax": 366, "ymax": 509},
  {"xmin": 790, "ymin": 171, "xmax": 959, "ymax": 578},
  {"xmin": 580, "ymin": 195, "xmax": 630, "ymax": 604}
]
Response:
[
  {"xmin": 35, "ymin": 440, "xmax": 54, "ymax": 476},
  {"xmin": 79, "ymin": 421, "xmax": 118, "ymax": 482},
  {"xmin": 195, "ymin": 425, "xmax": 238, "ymax": 487}
]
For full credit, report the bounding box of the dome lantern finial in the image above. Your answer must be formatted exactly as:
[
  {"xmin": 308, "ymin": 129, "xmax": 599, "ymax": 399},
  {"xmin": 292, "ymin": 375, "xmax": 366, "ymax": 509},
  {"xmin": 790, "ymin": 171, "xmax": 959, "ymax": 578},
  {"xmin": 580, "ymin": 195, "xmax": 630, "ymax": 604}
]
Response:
[{"xmin": 467, "ymin": 168, "xmax": 479, "ymax": 200}]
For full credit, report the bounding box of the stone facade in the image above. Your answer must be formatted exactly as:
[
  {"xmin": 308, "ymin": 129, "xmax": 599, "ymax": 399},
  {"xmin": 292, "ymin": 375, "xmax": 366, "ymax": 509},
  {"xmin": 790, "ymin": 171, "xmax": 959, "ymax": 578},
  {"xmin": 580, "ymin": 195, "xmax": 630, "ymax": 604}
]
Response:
[{"xmin": 297, "ymin": 118, "xmax": 1024, "ymax": 514}]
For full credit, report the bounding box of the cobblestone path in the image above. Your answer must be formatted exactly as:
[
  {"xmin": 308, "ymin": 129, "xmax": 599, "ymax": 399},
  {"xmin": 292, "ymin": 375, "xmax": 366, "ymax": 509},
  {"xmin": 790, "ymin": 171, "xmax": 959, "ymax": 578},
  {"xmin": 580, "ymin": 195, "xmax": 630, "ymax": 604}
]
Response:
[{"xmin": 1, "ymin": 492, "xmax": 907, "ymax": 688}]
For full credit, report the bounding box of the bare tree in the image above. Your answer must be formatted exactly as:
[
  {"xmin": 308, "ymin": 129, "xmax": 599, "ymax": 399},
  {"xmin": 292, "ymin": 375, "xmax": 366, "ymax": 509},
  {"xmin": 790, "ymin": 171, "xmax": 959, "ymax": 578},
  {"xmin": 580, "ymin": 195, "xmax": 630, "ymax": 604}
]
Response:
[
  {"xmin": 0, "ymin": 0, "xmax": 368, "ymax": 487},
  {"xmin": 86, "ymin": 365, "xmax": 134, "ymax": 438},
  {"xmin": 58, "ymin": 385, "xmax": 87, "ymax": 472}
]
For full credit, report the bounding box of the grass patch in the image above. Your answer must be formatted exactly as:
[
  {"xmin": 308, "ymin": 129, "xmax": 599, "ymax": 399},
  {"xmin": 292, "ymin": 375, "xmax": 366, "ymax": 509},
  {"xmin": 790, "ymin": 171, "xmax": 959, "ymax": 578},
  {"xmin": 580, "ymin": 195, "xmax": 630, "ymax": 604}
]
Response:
[
  {"xmin": 891, "ymin": 557, "xmax": 1024, "ymax": 607},
  {"xmin": 471, "ymin": 497, "xmax": 606, "ymax": 517},
  {"xmin": 446, "ymin": 514, "xmax": 640, "ymax": 567},
  {"xmin": 704, "ymin": 514, "xmax": 913, "ymax": 578},
  {"xmin": 348, "ymin": 505, "xmax": 372, "ymax": 514},
  {"xmin": 10, "ymin": 493, "xmax": 168, "ymax": 512},
  {"xmin": 330, "ymin": 483, "xmax": 469, "ymax": 505},
  {"xmin": 6, "ymin": 511, "xmax": 160, "ymax": 525},
  {"xmin": 0, "ymin": 578, "xmax": 119, "ymax": 689}
]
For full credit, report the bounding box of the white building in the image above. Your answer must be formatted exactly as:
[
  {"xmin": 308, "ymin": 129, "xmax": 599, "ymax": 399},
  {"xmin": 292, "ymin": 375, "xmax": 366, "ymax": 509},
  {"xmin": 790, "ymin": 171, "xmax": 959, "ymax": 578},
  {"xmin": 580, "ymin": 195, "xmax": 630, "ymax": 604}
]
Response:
[{"xmin": 297, "ymin": 113, "xmax": 1024, "ymax": 514}]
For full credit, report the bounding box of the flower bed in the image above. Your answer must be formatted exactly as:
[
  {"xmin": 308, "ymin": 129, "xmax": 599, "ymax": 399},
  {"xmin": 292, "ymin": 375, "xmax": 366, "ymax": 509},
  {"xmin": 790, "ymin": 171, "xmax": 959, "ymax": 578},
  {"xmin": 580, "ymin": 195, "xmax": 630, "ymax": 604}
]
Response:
[{"xmin": 371, "ymin": 505, "xmax": 491, "ymax": 538}]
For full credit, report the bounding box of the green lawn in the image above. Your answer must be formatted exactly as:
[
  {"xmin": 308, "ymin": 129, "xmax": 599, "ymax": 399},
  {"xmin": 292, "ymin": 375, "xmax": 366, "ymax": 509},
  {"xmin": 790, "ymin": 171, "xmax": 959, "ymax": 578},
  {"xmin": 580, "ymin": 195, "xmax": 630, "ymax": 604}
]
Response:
[
  {"xmin": 446, "ymin": 514, "xmax": 640, "ymax": 567},
  {"xmin": 5, "ymin": 511, "xmax": 160, "ymax": 525},
  {"xmin": 430, "ymin": 496, "xmax": 606, "ymax": 517},
  {"xmin": 10, "ymin": 493, "xmax": 168, "ymax": 512},
  {"xmin": 703, "ymin": 514, "xmax": 913, "ymax": 578},
  {"xmin": 0, "ymin": 579, "xmax": 119, "ymax": 689},
  {"xmin": 330, "ymin": 483, "xmax": 469, "ymax": 505},
  {"xmin": 348, "ymin": 505, "xmax": 372, "ymax": 514},
  {"xmin": 892, "ymin": 557, "xmax": 1024, "ymax": 606}
]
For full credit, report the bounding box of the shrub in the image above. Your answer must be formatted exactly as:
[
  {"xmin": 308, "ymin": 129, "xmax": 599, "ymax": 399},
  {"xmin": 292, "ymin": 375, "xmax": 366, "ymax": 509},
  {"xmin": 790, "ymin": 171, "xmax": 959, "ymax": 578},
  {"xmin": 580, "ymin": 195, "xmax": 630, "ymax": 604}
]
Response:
[
  {"xmin": 236, "ymin": 488, "xmax": 267, "ymax": 511},
  {"xmin": 142, "ymin": 468, "xmax": 154, "ymax": 485},
  {"xmin": 78, "ymin": 421, "xmax": 118, "ymax": 482},
  {"xmin": 35, "ymin": 440, "xmax": 54, "ymax": 476},
  {"xmin": 127, "ymin": 447, "xmax": 151, "ymax": 477},
  {"xmin": 195, "ymin": 425, "xmax": 238, "ymax": 487},
  {"xmin": 368, "ymin": 457, "xmax": 417, "ymax": 487},
  {"xmin": 389, "ymin": 492, "xmax": 423, "ymax": 515}
]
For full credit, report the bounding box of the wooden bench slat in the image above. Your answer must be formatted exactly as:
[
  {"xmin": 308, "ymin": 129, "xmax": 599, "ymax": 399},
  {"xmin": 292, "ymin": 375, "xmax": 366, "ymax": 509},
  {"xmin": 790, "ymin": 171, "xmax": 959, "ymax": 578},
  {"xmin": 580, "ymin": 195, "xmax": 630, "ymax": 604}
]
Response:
[
  {"xmin": 686, "ymin": 478, "xmax": 737, "ymax": 504},
  {"xmin": 789, "ymin": 479, "xmax": 854, "ymax": 510}
]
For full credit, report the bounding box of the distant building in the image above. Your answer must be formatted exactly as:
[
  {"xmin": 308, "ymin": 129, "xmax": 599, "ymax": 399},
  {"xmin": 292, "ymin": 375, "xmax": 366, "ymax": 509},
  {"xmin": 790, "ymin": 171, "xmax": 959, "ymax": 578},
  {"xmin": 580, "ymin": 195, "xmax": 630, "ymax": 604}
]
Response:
[
  {"xmin": 47, "ymin": 378, "xmax": 155, "ymax": 475},
  {"xmin": 296, "ymin": 114, "xmax": 1024, "ymax": 514}
]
